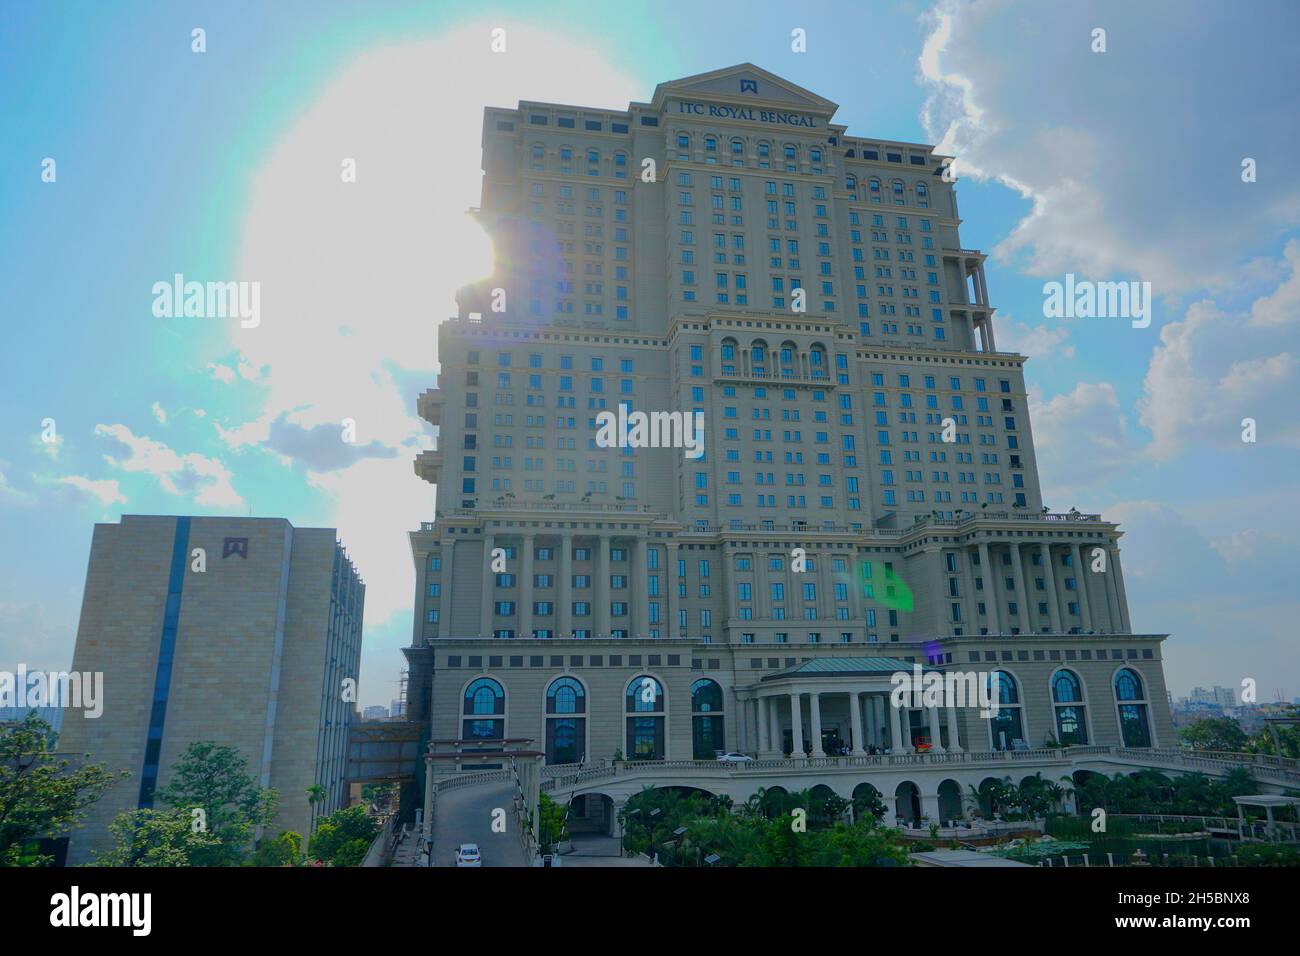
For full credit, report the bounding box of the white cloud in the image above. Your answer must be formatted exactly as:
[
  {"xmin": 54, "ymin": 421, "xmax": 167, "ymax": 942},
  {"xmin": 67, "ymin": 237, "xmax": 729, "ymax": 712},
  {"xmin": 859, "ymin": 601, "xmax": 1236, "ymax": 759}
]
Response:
[
  {"xmin": 55, "ymin": 475, "xmax": 127, "ymax": 506},
  {"xmin": 208, "ymin": 363, "xmax": 236, "ymax": 384},
  {"xmin": 996, "ymin": 314, "xmax": 1075, "ymax": 360},
  {"xmin": 1138, "ymin": 245, "xmax": 1300, "ymax": 458},
  {"xmin": 916, "ymin": 1, "xmax": 1300, "ymax": 294},
  {"xmin": 151, "ymin": 401, "xmax": 167, "ymax": 424},
  {"xmin": 94, "ymin": 423, "xmax": 244, "ymax": 508},
  {"xmin": 1030, "ymin": 381, "xmax": 1136, "ymax": 497}
]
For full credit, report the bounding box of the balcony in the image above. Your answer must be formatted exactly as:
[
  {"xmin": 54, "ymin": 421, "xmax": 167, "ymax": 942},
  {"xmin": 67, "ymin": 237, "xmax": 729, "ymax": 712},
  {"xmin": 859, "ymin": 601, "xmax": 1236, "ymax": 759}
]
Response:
[
  {"xmin": 414, "ymin": 448, "xmax": 442, "ymax": 485},
  {"xmin": 416, "ymin": 388, "xmax": 444, "ymax": 426}
]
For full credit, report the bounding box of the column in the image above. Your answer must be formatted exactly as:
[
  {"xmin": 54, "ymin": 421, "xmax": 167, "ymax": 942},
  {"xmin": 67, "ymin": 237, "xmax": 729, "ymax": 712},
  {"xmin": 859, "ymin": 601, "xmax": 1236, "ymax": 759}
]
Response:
[
  {"xmin": 927, "ymin": 706, "xmax": 946, "ymax": 754},
  {"xmin": 879, "ymin": 793, "xmax": 898, "ymax": 825},
  {"xmin": 666, "ymin": 543, "xmax": 680, "ymax": 638},
  {"xmin": 559, "ymin": 531, "xmax": 573, "ymax": 638},
  {"xmin": 945, "ymin": 702, "xmax": 962, "ymax": 752},
  {"xmin": 959, "ymin": 545, "xmax": 978, "ymax": 634},
  {"xmin": 848, "ymin": 551, "xmax": 865, "ymax": 629},
  {"xmin": 769, "ymin": 696, "xmax": 782, "ymax": 756},
  {"xmin": 809, "ymin": 692, "xmax": 825, "ymax": 758},
  {"xmin": 889, "ymin": 698, "xmax": 904, "ymax": 752},
  {"xmin": 873, "ymin": 696, "xmax": 886, "ymax": 750},
  {"xmin": 519, "ymin": 533, "xmax": 535, "ymax": 639},
  {"xmin": 1101, "ymin": 543, "xmax": 1121, "ymax": 634},
  {"xmin": 421, "ymin": 754, "xmax": 434, "ymax": 840},
  {"xmin": 596, "ymin": 534, "xmax": 611, "ymax": 638},
  {"xmin": 1040, "ymin": 543, "xmax": 1062, "ymax": 633},
  {"xmin": 789, "ymin": 693, "xmax": 804, "ymax": 759},
  {"xmin": 758, "ymin": 697, "xmax": 770, "ymax": 755},
  {"xmin": 849, "ymin": 691, "xmax": 866, "ymax": 756},
  {"xmin": 1009, "ymin": 542, "xmax": 1031, "ymax": 634},
  {"xmin": 920, "ymin": 793, "xmax": 942, "ymax": 825},
  {"xmin": 1070, "ymin": 544, "xmax": 1093, "ymax": 631},
  {"xmin": 480, "ymin": 533, "xmax": 495, "ymax": 638},
  {"xmin": 978, "ymin": 541, "xmax": 1003, "ymax": 633},
  {"xmin": 1111, "ymin": 546, "xmax": 1132, "ymax": 633},
  {"xmin": 863, "ymin": 692, "xmax": 876, "ymax": 748},
  {"xmin": 635, "ymin": 536, "xmax": 650, "ymax": 638},
  {"xmin": 755, "ymin": 549, "xmax": 770, "ymax": 620},
  {"xmin": 440, "ymin": 539, "xmax": 454, "ymax": 637}
]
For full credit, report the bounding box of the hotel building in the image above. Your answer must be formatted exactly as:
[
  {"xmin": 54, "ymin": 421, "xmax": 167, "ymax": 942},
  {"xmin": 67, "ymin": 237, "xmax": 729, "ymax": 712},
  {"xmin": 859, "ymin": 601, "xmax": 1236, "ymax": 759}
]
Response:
[
  {"xmin": 60, "ymin": 515, "xmax": 364, "ymax": 864},
  {"xmin": 402, "ymin": 65, "xmax": 1173, "ymax": 788}
]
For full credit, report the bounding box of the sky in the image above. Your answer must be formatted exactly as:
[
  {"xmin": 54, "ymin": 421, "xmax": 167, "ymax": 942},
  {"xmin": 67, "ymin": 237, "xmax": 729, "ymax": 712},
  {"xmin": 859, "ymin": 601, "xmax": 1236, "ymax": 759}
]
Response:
[{"xmin": 1, "ymin": 0, "xmax": 1298, "ymax": 709}]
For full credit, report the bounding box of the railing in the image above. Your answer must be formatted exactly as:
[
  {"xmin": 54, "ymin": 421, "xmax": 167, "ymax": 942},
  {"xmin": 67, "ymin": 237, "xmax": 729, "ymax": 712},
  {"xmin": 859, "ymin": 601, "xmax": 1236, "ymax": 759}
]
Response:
[
  {"xmin": 537, "ymin": 746, "xmax": 1300, "ymax": 793},
  {"xmin": 435, "ymin": 769, "xmax": 512, "ymax": 793}
]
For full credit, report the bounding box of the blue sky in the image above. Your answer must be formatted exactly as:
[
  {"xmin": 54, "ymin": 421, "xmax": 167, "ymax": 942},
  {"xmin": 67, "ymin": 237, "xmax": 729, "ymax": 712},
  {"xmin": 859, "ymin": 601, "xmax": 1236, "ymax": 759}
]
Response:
[{"xmin": 2, "ymin": 0, "xmax": 1298, "ymax": 708}]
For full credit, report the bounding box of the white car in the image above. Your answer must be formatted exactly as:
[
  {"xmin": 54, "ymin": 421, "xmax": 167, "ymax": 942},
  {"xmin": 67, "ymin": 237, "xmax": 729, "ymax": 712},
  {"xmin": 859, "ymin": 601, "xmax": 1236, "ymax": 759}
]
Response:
[
  {"xmin": 715, "ymin": 752, "xmax": 755, "ymax": 763},
  {"xmin": 455, "ymin": 843, "xmax": 482, "ymax": 867}
]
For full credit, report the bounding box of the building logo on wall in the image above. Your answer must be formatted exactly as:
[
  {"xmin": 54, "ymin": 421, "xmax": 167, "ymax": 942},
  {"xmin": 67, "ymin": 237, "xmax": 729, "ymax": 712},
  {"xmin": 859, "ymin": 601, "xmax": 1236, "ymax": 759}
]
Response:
[
  {"xmin": 222, "ymin": 537, "xmax": 249, "ymax": 559},
  {"xmin": 740, "ymin": 78, "xmax": 758, "ymax": 94}
]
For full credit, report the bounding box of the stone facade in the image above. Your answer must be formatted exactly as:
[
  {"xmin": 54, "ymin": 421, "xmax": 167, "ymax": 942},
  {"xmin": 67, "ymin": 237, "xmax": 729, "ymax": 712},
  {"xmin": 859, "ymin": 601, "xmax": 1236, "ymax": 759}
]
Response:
[{"xmin": 59, "ymin": 515, "xmax": 363, "ymax": 864}]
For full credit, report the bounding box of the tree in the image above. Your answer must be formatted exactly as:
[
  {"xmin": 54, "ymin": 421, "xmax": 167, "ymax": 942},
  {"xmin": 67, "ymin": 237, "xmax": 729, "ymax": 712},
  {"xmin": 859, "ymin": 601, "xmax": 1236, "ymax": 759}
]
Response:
[
  {"xmin": 155, "ymin": 742, "xmax": 278, "ymax": 866},
  {"xmin": 1180, "ymin": 717, "xmax": 1248, "ymax": 753},
  {"xmin": 252, "ymin": 830, "xmax": 303, "ymax": 867},
  {"xmin": 536, "ymin": 791, "xmax": 569, "ymax": 853},
  {"xmin": 0, "ymin": 713, "xmax": 125, "ymax": 866},
  {"xmin": 96, "ymin": 807, "xmax": 221, "ymax": 867},
  {"xmin": 308, "ymin": 804, "xmax": 379, "ymax": 866}
]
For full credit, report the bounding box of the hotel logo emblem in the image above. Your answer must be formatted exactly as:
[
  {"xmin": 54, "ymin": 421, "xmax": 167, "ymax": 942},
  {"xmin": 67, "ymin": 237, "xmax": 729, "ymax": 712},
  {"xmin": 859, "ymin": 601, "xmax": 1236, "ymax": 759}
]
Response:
[
  {"xmin": 740, "ymin": 78, "xmax": 758, "ymax": 94},
  {"xmin": 222, "ymin": 537, "xmax": 249, "ymax": 559}
]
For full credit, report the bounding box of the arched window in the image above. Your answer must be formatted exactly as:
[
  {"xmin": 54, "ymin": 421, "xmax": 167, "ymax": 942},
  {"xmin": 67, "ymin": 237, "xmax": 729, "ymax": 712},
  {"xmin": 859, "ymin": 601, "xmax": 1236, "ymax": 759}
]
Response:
[
  {"xmin": 720, "ymin": 337, "xmax": 738, "ymax": 374},
  {"xmin": 730, "ymin": 138, "xmax": 745, "ymax": 165},
  {"xmin": 1051, "ymin": 669, "xmax": 1088, "ymax": 745},
  {"xmin": 704, "ymin": 137, "xmax": 718, "ymax": 164},
  {"xmin": 1115, "ymin": 668, "xmax": 1152, "ymax": 748},
  {"xmin": 987, "ymin": 671, "xmax": 1024, "ymax": 751},
  {"xmin": 691, "ymin": 679, "xmax": 725, "ymax": 759},
  {"xmin": 892, "ymin": 179, "xmax": 905, "ymax": 205},
  {"xmin": 613, "ymin": 152, "xmax": 627, "ymax": 179},
  {"xmin": 586, "ymin": 148, "xmax": 600, "ymax": 176},
  {"xmin": 463, "ymin": 677, "xmax": 505, "ymax": 741},
  {"xmin": 757, "ymin": 141, "xmax": 771, "ymax": 168},
  {"xmin": 625, "ymin": 675, "xmax": 665, "ymax": 760},
  {"xmin": 559, "ymin": 146, "xmax": 573, "ymax": 173},
  {"xmin": 845, "ymin": 175, "xmax": 857, "ymax": 198},
  {"xmin": 809, "ymin": 147, "xmax": 822, "ymax": 172},
  {"xmin": 784, "ymin": 143, "xmax": 798, "ymax": 170},
  {"xmin": 676, "ymin": 133, "xmax": 690, "ymax": 160},
  {"xmin": 869, "ymin": 178, "xmax": 882, "ymax": 203},
  {"xmin": 751, "ymin": 340, "xmax": 767, "ymax": 373},
  {"xmin": 530, "ymin": 144, "xmax": 545, "ymax": 170},
  {"xmin": 915, "ymin": 181, "xmax": 929, "ymax": 208},
  {"xmin": 545, "ymin": 677, "xmax": 586, "ymax": 765}
]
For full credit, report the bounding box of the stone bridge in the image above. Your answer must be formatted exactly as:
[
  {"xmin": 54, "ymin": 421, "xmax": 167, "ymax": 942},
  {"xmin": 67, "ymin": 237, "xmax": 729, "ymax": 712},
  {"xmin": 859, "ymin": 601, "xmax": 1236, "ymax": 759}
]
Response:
[{"xmin": 538, "ymin": 746, "xmax": 1300, "ymax": 829}]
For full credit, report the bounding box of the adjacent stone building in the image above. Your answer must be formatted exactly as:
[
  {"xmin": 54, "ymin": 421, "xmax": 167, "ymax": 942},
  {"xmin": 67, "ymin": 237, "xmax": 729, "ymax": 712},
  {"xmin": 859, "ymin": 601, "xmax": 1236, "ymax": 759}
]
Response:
[{"xmin": 60, "ymin": 515, "xmax": 364, "ymax": 864}]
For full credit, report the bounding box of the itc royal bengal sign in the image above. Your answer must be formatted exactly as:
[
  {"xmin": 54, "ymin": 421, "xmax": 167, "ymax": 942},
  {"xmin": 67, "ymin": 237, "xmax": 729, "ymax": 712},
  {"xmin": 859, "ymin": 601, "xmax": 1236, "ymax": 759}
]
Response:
[{"xmin": 673, "ymin": 100, "xmax": 819, "ymax": 128}]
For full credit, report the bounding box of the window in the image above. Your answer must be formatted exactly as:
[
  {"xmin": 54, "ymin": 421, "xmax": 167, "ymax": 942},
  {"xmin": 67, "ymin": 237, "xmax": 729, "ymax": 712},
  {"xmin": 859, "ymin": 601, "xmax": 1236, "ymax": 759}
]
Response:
[
  {"xmin": 462, "ymin": 678, "xmax": 505, "ymax": 747},
  {"xmin": 691, "ymin": 679, "xmax": 725, "ymax": 759},
  {"xmin": 626, "ymin": 675, "xmax": 666, "ymax": 760},
  {"xmin": 986, "ymin": 671, "xmax": 1024, "ymax": 751},
  {"xmin": 1051, "ymin": 669, "xmax": 1088, "ymax": 745},
  {"xmin": 545, "ymin": 677, "xmax": 587, "ymax": 764},
  {"xmin": 1115, "ymin": 668, "xmax": 1152, "ymax": 748}
]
